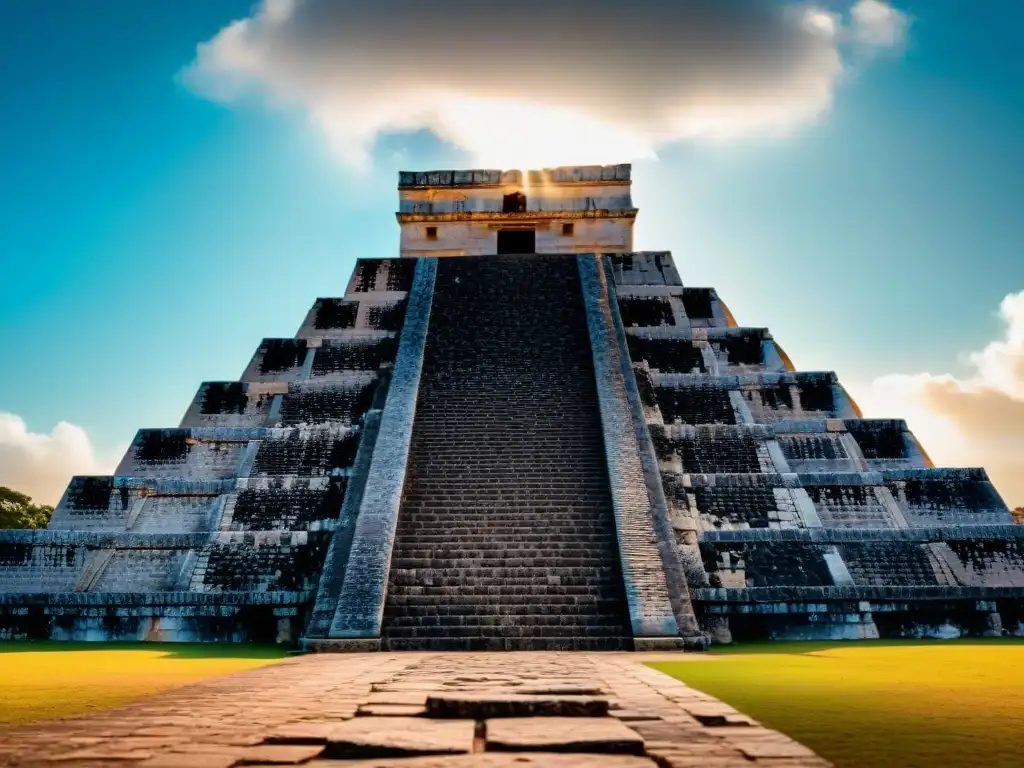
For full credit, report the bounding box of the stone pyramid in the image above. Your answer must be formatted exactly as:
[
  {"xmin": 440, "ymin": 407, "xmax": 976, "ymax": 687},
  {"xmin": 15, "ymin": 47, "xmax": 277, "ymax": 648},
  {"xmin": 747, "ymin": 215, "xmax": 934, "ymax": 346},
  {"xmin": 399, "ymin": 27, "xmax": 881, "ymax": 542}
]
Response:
[{"xmin": 1, "ymin": 164, "xmax": 1021, "ymax": 648}]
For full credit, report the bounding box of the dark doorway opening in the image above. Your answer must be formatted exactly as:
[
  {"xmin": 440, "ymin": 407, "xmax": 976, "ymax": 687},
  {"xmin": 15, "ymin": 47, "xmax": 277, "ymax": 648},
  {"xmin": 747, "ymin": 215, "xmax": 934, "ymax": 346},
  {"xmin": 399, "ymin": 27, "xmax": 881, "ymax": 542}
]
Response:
[
  {"xmin": 503, "ymin": 192, "xmax": 527, "ymax": 213},
  {"xmin": 497, "ymin": 229, "xmax": 536, "ymax": 254}
]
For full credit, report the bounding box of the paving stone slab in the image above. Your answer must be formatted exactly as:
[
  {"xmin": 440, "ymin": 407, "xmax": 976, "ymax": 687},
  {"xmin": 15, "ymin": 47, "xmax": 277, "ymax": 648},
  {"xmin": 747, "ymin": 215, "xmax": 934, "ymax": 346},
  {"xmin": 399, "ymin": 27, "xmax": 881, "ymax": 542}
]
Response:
[
  {"xmin": 140, "ymin": 755, "xmax": 242, "ymax": 768},
  {"xmin": 425, "ymin": 693, "xmax": 609, "ymax": 719},
  {"xmin": 732, "ymin": 739, "xmax": 821, "ymax": 760},
  {"xmin": 485, "ymin": 717, "xmax": 645, "ymax": 754},
  {"xmin": 298, "ymin": 754, "xmax": 659, "ymax": 767},
  {"xmin": 321, "ymin": 717, "xmax": 475, "ymax": 759},
  {"xmin": 235, "ymin": 744, "xmax": 327, "ymax": 764}
]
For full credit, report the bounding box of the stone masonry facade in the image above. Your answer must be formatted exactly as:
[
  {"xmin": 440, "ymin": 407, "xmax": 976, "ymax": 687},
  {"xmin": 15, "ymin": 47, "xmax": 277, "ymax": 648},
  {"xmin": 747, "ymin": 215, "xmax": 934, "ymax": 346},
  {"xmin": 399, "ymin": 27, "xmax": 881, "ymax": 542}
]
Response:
[{"xmin": 1, "ymin": 163, "xmax": 1023, "ymax": 645}]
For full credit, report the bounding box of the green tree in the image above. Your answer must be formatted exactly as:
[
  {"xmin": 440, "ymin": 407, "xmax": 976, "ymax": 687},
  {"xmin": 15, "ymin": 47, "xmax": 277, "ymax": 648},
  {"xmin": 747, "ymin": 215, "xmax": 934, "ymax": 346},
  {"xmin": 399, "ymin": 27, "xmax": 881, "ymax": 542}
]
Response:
[{"xmin": 0, "ymin": 487, "xmax": 54, "ymax": 529}]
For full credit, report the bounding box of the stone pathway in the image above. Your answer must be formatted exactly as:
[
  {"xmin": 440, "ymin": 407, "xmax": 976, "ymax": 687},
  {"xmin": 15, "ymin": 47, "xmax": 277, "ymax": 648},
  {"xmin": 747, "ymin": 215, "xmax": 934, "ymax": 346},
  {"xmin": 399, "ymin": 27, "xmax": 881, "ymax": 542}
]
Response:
[{"xmin": 0, "ymin": 653, "xmax": 829, "ymax": 767}]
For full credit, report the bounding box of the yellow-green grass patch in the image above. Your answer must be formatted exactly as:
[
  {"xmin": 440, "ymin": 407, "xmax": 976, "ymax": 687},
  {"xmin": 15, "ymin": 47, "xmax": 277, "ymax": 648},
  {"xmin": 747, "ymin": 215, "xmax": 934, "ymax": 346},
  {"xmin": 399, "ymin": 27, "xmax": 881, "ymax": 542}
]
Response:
[
  {"xmin": 649, "ymin": 639, "xmax": 1024, "ymax": 768},
  {"xmin": 0, "ymin": 642, "xmax": 287, "ymax": 725}
]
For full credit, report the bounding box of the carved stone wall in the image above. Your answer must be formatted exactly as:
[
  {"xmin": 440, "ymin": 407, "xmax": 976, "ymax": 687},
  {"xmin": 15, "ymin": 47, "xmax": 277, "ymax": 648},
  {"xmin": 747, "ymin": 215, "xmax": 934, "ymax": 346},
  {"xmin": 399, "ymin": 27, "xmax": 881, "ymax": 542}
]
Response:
[
  {"xmin": 0, "ymin": 257, "xmax": 418, "ymax": 643},
  {"xmin": 610, "ymin": 248, "xmax": 1022, "ymax": 641}
]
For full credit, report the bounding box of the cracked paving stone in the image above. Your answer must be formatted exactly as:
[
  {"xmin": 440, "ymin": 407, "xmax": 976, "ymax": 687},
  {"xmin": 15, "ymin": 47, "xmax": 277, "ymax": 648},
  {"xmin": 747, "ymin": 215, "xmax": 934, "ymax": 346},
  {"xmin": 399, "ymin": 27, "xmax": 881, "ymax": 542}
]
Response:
[
  {"xmin": 485, "ymin": 717, "xmax": 646, "ymax": 755},
  {"xmin": 320, "ymin": 717, "xmax": 475, "ymax": 759}
]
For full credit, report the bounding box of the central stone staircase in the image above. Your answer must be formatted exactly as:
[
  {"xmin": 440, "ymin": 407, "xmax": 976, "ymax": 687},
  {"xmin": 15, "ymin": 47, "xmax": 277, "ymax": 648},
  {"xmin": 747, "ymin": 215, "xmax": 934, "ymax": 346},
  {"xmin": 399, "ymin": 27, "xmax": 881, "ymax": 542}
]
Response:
[{"xmin": 382, "ymin": 254, "xmax": 634, "ymax": 650}]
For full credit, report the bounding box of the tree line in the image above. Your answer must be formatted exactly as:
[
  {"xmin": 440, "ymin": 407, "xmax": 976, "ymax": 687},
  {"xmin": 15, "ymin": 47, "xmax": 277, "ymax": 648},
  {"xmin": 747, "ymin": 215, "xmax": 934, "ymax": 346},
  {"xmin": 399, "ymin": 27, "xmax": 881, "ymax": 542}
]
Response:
[{"xmin": 0, "ymin": 487, "xmax": 54, "ymax": 529}]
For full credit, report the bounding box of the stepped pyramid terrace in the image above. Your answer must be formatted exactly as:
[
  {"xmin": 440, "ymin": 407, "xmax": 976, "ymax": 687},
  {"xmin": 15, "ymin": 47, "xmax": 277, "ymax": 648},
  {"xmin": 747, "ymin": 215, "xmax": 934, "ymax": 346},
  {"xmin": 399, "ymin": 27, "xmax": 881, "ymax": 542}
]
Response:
[{"xmin": 2, "ymin": 163, "xmax": 1024, "ymax": 649}]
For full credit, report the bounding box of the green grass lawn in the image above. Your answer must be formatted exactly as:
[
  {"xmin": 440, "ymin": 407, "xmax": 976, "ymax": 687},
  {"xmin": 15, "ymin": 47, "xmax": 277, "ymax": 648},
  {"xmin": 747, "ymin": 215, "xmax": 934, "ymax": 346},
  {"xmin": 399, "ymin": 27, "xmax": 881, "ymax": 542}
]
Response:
[
  {"xmin": 0, "ymin": 642, "xmax": 287, "ymax": 725},
  {"xmin": 650, "ymin": 639, "xmax": 1024, "ymax": 768}
]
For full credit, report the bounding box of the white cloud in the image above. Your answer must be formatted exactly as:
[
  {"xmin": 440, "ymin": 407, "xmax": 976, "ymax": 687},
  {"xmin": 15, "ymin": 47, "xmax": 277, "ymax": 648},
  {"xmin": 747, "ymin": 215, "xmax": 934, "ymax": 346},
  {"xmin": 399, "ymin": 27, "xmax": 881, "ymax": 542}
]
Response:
[
  {"xmin": 849, "ymin": 291, "xmax": 1024, "ymax": 508},
  {"xmin": 0, "ymin": 414, "xmax": 121, "ymax": 506},
  {"xmin": 850, "ymin": 0, "xmax": 911, "ymax": 49},
  {"xmin": 181, "ymin": 0, "xmax": 909, "ymax": 169}
]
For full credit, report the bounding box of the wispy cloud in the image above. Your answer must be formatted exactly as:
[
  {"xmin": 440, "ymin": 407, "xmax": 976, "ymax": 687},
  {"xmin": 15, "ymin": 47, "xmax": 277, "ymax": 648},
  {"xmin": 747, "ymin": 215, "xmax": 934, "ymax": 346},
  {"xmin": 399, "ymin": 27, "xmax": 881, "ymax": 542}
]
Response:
[
  {"xmin": 851, "ymin": 291, "xmax": 1024, "ymax": 508},
  {"xmin": 181, "ymin": 0, "xmax": 910, "ymax": 168},
  {"xmin": 0, "ymin": 413, "xmax": 122, "ymax": 506}
]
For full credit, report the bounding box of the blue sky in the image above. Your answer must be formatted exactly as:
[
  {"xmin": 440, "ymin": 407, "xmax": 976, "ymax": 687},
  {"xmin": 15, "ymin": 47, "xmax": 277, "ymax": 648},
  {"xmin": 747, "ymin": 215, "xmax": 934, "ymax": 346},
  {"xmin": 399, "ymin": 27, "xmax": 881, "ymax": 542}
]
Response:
[{"xmin": 1, "ymin": 1, "xmax": 1023, "ymax": 504}]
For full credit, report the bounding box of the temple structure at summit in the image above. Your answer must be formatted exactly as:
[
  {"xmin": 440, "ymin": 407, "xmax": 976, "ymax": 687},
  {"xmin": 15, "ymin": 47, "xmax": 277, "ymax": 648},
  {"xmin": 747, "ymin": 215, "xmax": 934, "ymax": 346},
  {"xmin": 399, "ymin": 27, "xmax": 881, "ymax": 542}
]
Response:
[{"xmin": 2, "ymin": 164, "xmax": 1023, "ymax": 649}]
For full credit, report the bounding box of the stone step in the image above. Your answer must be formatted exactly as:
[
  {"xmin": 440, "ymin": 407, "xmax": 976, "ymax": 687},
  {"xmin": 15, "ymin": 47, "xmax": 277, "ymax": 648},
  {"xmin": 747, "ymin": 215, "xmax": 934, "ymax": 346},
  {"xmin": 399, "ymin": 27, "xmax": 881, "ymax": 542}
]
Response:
[
  {"xmin": 382, "ymin": 637, "xmax": 634, "ymax": 652},
  {"xmin": 388, "ymin": 578, "xmax": 624, "ymax": 592},
  {"xmin": 391, "ymin": 564, "xmax": 620, "ymax": 572},
  {"xmin": 399, "ymin": 502, "xmax": 612, "ymax": 511},
  {"xmin": 384, "ymin": 624, "xmax": 628, "ymax": 639},
  {"xmin": 401, "ymin": 500, "xmax": 612, "ymax": 508},
  {"xmin": 384, "ymin": 605, "xmax": 628, "ymax": 620},
  {"xmin": 396, "ymin": 514, "xmax": 615, "ymax": 524},
  {"xmin": 380, "ymin": 255, "xmax": 633, "ymax": 645},
  {"xmin": 383, "ymin": 612, "xmax": 626, "ymax": 626},
  {"xmin": 385, "ymin": 593, "xmax": 622, "ymax": 606},
  {"xmin": 394, "ymin": 532, "xmax": 617, "ymax": 543},
  {"xmin": 393, "ymin": 544, "xmax": 616, "ymax": 557}
]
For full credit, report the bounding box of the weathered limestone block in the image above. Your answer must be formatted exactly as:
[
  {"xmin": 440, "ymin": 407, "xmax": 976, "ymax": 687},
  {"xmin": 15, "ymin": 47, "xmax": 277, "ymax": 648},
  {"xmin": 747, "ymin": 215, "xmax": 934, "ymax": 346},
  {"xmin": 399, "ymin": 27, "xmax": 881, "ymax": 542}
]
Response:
[
  {"xmin": 88, "ymin": 549, "xmax": 187, "ymax": 591},
  {"xmin": 220, "ymin": 478, "xmax": 345, "ymax": 532},
  {"xmin": 0, "ymin": 541, "xmax": 86, "ymax": 592},
  {"xmin": 129, "ymin": 495, "xmax": 221, "ymax": 533},
  {"xmin": 347, "ymin": 258, "xmax": 418, "ymax": 295},
  {"xmin": 248, "ymin": 427, "xmax": 359, "ymax": 478},
  {"xmin": 947, "ymin": 539, "xmax": 1024, "ymax": 587},
  {"xmin": 801, "ymin": 475, "xmax": 905, "ymax": 529},
  {"xmin": 242, "ymin": 338, "xmax": 311, "ymax": 383},
  {"xmin": 608, "ymin": 252, "xmax": 682, "ymax": 287},
  {"xmin": 651, "ymin": 424, "xmax": 779, "ymax": 475},
  {"xmin": 845, "ymin": 419, "xmax": 929, "ymax": 470},
  {"xmin": 278, "ymin": 378, "xmax": 379, "ymax": 428},
  {"xmin": 839, "ymin": 542, "xmax": 943, "ymax": 586},
  {"xmin": 191, "ymin": 532, "xmax": 330, "ymax": 593},
  {"xmin": 663, "ymin": 473, "xmax": 807, "ymax": 532},
  {"xmin": 116, "ymin": 429, "xmax": 247, "ymax": 481},
  {"xmin": 180, "ymin": 382, "xmax": 278, "ymax": 428},
  {"xmin": 700, "ymin": 541, "xmax": 837, "ymax": 589},
  {"xmin": 885, "ymin": 468, "xmax": 1013, "ymax": 526},
  {"xmin": 310, "ymin": 337, "xmax": 399, "ymax": 379}
]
